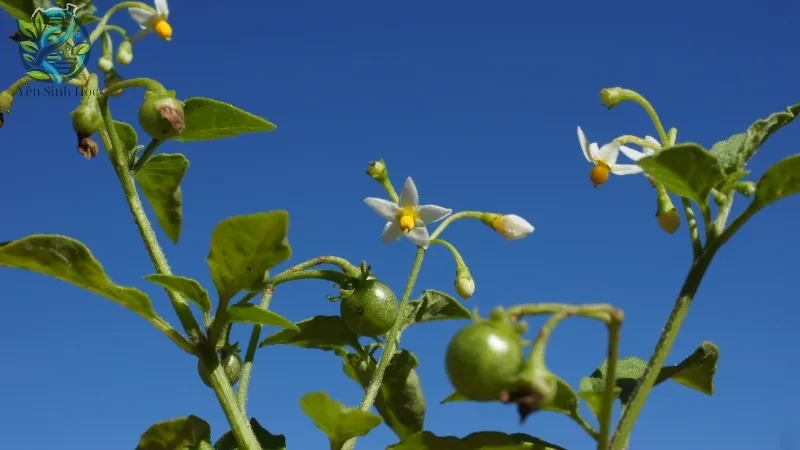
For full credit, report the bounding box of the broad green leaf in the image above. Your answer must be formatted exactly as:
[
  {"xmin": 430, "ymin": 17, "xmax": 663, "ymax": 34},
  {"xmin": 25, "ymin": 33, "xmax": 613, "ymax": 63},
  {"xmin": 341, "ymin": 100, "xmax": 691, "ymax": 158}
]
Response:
[
  {"xmin": 226, "ymin": 304, "xmax": 298, "ymax": 331},
  {"xmin": 577, "ymin": 378, "xmax": 621, "ymax": 421},
  {"xmin": 710, "ymin": 133, "xmax": 746, "ymax": 174},
  {"xmin": 0, "ymin": 235, "xmax": 154, "ymax": 318},
  {"xmin": 655, "ymin": 341, "xmax": 719, "ymax": 395},
  {"xmin": 404, "ymin": 290, "xmax": 471, "ymax": 327},
  {"xmin": 113, "ymin": 120, "xmax": 138, "ymax": 161},
  {"xmin": 259, "ymin": 315, "xmax": 360, "ymax": 351},
  {"xmin": 439, "ymin": 392, "xmax": 467, "ymax": 404},
  {"xmin": 388, "ymin": 431, "xmax": 566, "ymax": 450},
  {"xmin": 580, "ymin": 357, "xmax": 647, "ymax": 409},
  {"xmin": 144, "ymin": 274, "xmax": 212, "ymax": 314},
  {"xmin": 740, "ymin": 103, "xmax": 800, "ymax": 165},
  {"xmin": 213, "ymin": 418, "xmax": 286, "ymax": 450},
  {"xmin": 299, "ymin": 391, "xmax": 382, "ymax": 449},
  {"xmin": 135, "ymin": 415, "xmax": 211, "ymax": 450},
  {"xmin": 136, "ymin": 153, "xmax": 188, "ymax": 244},
  {"xmin": 342, "ymin": 349, "xmax": 426, "ymax": 439},
  {"xmin": 637, "ymin": 143, "xmax": 725, "ymax": 204},
  {"xmin": 754, "ymin": 154, "xmax": 800, "ymax": 209},
  {"xmin": 207, "ymin": 211, "xmax": 291, "ymax": 301},
  {"xmin": 2, "ymin": 0, "xmax": 35, "ymax": 20},
  {"xmin": 176, "ymin": 97, "xmax": 276, "ymax": 142}
]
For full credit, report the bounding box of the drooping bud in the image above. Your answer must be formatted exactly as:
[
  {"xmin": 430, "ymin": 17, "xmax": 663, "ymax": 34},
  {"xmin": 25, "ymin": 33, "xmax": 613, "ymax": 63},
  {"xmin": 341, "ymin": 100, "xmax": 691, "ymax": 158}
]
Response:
[
  {"xmin": 599, "ymin": 87, "xmax": 626, "ymax": 109},
  {"xmin": 454, "ymin": 271, "xmax": 475, "ymax": 300},
  {"xmin": 656, "ymin": 189, "xmax": 680, "ymax": 234},
  {"xmin": 483, "ymin": 213, "xmax": 535, "ymax": 240},
  {"xmin": 734, "ymin": 181, "xmax": 756, "ymax": 197},
  {"xmin": 116, "ymin": 40, "xmax": 133, "ymax": 65},
  {"xmin": 138, "ymin": 91, "xmax": 185, "ymax": 139},
  {"xmin": 366, "ymin": 159, "xmax": 388, "ymax": 182},
  {"xmin": 97, "ymin": 56, "xmax": 114, "ymax": 73}
]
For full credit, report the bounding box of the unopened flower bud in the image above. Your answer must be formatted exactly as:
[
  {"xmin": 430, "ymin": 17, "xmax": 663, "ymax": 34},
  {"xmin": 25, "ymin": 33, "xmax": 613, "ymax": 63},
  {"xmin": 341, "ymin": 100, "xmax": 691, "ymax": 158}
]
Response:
[
  {"xmin": 366, "ymin": 159, "xmax": 387, "ymax": 181},
  {"xmin": 599, "ymin": 87, "xmax": 625, "ymax": 109},
  {"xmin": 454, "ymin": 272, "xmax": 475, "ymax": 300},
  {"xmin": 484, "ymin": 214, "xmax": 535, "ymax": 240},
  {"xmin": 734, "ymin": 181, "xmax": 756, "ymax": 197},
  {"xmin": 97, "ymin": 56, "xmax": 114, "ymax": 73},
  {"xmin": 116, "ymin": 40, "xmax": 133, "ymax": 65},
  {"xmin": 138, "ymin": 91, "xmax": 185, "ymax": 139}
]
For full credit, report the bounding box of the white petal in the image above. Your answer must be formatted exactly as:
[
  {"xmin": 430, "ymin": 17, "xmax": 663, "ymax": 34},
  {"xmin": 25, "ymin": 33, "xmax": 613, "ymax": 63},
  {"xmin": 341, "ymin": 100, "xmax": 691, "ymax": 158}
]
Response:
[
  {"xmin": 618, "ymin": 145, "xmax": 646, "ymax": 162},
  {"xmin": 495, "ymin": 214, "xmax": 534, "ymax": 240},
  {"xmin": 416, "ymin": 204, "xmax": 452, "ymax": 225},
  {"xmin": 577, "ymin": 126, "xmax": 593, "ymax": 162},
  {"xmin": 154, "ymin": 0, "xmax": 169, "ymax": 17},
  {"xmin": 588, "ymin": 142, "xmax": 601, "ymax": 162},
  {"xmin": 644, "ymin": 136, "xmax": 661, "ymax": 150},
  {"xmin": 596, "ymin": 142, "xmax": 620, "ymax": 165},
  {"xmin": 610, "ymin": 164, "xmax": 644, "ymax": 175},
  {"xmin": 381, "ymin": 221, "xmax": 404, "ymax": 243},
  {"xmin": 364, "ymin": 197, "xmax": 399, "ymax": 222},
  {"xmin": 128, "ymin": 7, "xmax": 155, "ymax": 28},
  {"xmin": 405, "ymin": 226, "xmax": 430, "ymax": 248},
  {"xmin": 398, "ymin": 177, "xmax": 419, "ymax": 208}
]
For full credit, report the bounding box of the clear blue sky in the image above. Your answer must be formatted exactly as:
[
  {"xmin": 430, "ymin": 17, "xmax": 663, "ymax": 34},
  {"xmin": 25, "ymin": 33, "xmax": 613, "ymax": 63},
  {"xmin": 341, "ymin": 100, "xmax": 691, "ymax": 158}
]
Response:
[{"xmin": 1, "ymin": 1, "xmax": 798, "ymax": 449}]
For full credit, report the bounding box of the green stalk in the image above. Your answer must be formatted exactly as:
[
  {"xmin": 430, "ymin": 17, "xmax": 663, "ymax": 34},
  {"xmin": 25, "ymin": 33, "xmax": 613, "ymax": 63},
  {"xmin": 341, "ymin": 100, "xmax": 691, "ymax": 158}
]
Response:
[
  {"xmin": 341, "ymin": 247, "xmax": 427, "ymax": 450},
  {"xmin": 130, "ymin": 138, "xmax": 163, "ymax": 173},
  {"xmin": 89, "ymin": 1, "xmax": 154, "ymax": 44},
  {"xmin": 236, "ymin": 285, "xmax": 274, "ymax": 412},
  {"xmin": 102, "ymin": 77, "xmax": 166, "ymax": 97}
]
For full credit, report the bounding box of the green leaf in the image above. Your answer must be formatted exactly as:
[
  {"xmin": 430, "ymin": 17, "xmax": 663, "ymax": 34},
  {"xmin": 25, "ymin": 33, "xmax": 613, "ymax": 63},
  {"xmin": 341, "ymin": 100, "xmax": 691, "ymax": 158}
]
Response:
[
  {"xmin": 2, "ymin": 0, "xmax": 35, "ymax": 20},
  {"xmin": 388, "ymin": 431, "xmax": 566, "ymax": 450},
  {"xmin": 207, "ymin": 211, "xmax": 291, "ymax": 301},
  {"xmin": 439, "ymin": 392, "xmax": 467, "ymax": 404},
  {"xmin": 19, "ymin": 40, "xmax": 37, "ymax": 53},
  {"xmin": 710, "ymin": 133, "xmax": 746, "ymax": 174},
  {"xmin": 655, "ymin": 341, "xmax": 719, "ymax": 395},
  {"xmin": 404, "ymin": 290, "xmax": 471, "ymax": 327},
  {"xmin": 23, "ymin": 53, "xmax": 34, "ymax": 64},
  {"xmin": 72, "ymin": 42, "xmax": 90, "ymax": 55},
  {"xmin": 299, "ymin": 391, "xmax": 382, "ymax": 449},
  {"xmin": 31, "ymin": 8, "xmax": 44, "ymax": 31},
  {"xmin": 175, "ymin": 97, "xmax": 276, "ymax": 142},
  {"xmin": 144, "ymin": 274, "xmax": 212, "ymax": 314},
  {"xmin": 135, "ymin": 415, "xmax": 211, "ymax": 450},
  {"xmin": 637, "ymin": 143, "xmax": 725, "ymax": 204},
  {"xmin": 341, "ymin": 349, "xmax": 426, "ymax": 439},
  {"xmin": 540, "ymin": 376, "xmax": 579, "ymax": 416},
  {"xmin": 259, "ymin": 315, "xmax": 360, "ymax": 351},
  {"xmin": 226, "ymin": 304, "xmax": 298, "ymax": 331},
  {"xmin": 577, "ymin": 378, "xmax": 621, "ymax": 421},
  {"xmin": 26, "ymin": 70, "xmax": 51, "ymax": 81},
  {"xmin": 754, "ymin": 154, "xmax": 800, "ymax": 209},
  {"xmin": 113, "ymin": 120, "xmax": 138, "ymax": 161},
  {"xmin": 0, "ymin": 235, "xmax": 154, "ymax": 318},
  {"xmin": 135, "ymin": 153, "xmax": 188, "ymax": 244},
  {"xmin": 213, "ymin": 418, "xmax": 286, "ymax": 450},
  {"xmin": 17, "ymin": 19, "xmax": 36, "ymax": 38}
]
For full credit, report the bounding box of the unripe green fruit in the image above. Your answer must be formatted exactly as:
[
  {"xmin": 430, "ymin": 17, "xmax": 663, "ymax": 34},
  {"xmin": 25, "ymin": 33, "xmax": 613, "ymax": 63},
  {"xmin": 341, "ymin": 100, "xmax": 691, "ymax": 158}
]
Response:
[
  {"xmin": 340, "ymin": 279, "xmax": 398, "ymax": 337},
  {"xmin": 138, "ymin": 93, "xmax": 185, "ymax": 139},
  {"xmin": 197, "ymin": 346, "xmax": 242, "ymax": 388},
  {"xmin": 71, "ymin": 103, "xmax": 103, "ymax": 137}
]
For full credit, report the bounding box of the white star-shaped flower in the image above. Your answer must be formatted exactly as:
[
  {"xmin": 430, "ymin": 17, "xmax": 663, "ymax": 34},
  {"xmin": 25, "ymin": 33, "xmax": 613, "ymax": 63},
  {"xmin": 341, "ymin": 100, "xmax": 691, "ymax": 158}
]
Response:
[
  {"xmin": 618, "ymin": 135, "xmax": 661, "ymax": 185},
  {"xmin": 129, "ymin": 0, "xmax": 171, "ymax": 41},
  {"xmin": 578, "ymin": 126, "xmax": 643, "ymax": 187},
  {"xmin": 364, "ymin": 177, "xmax": 452, "ymax": 249}
]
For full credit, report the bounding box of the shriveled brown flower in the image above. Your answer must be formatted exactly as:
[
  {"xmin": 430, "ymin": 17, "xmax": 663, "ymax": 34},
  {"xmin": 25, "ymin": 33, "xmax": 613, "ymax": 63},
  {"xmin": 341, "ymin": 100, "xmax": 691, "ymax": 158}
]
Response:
[{"xmin": 78, "ymin": 136, "xmax": 99, "ymax": 159}]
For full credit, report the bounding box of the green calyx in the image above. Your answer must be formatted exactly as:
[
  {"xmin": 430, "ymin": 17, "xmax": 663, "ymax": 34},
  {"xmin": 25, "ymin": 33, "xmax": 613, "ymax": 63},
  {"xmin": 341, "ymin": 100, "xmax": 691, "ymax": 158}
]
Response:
[
  {"xmin": 138, "ymin": 90, "xmax": 186, "ymax": 139},
  {"xmin": 70, "ymin": 75, "xmax": 103, "ymax": 138}
]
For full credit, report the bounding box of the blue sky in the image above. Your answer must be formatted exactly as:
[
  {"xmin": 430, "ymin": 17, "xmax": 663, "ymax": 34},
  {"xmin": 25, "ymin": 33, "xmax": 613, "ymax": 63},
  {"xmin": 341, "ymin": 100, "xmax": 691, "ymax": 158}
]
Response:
[{"xmin": 1, "ymin": 1, "xmax": 798, "ymax": 449}]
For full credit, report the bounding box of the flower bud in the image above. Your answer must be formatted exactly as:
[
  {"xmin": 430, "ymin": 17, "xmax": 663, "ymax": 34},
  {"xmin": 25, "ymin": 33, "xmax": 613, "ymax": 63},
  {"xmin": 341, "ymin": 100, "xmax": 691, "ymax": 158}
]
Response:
[
  {"xmin": 138, "ymin": 91, "xmax": 185, "ymax": 139},
  {"xmin": 734, "ymin": 181, "xmax": 756, "ymax": 197},
  {"xmin": 454, "ymin": 273, "xmax": 475, "ymax": 300},
  {"xmin": 116, "ymin": 40, "xmax": 133, "ymax": 65},
  {"xmin": 657, "ymin": 208, "xmax": 680, "ymax": 234},
  {"xmin": 599, "ymin": 87, "xmax": 625, "ymax": 109},
  {"xmin": 485, "ymin": 214, "xmax": 535, "ymax": 240},
  {"xmin": 97, "ymin": 56, "xmax": 114, "ymax": 73},
  {"xmin": 366, "ymin": 159, "xmax": 387, "ymax": 182}
]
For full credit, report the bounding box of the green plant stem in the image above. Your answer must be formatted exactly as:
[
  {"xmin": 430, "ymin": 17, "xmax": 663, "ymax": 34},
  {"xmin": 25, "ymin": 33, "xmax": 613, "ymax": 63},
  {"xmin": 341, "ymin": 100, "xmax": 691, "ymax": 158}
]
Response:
[
  {"xmin": 236, "ymin": 284, "xmax": 274, "ymax": 412},
  {"xmin": 379, "ymin": 178, "xmax": 399, "ymax": 203},
  {"xmin": 612, "ymin": 135, "xmax": 661, "ymax": 151},
  {"xmin": 598, "ymin": 313, "xmax": 622, "ymax": 450},
  {"xmin": 102, "ymin": 77, "xmax": 167, "ymax": 97},
  {"xmin": 98, "ymin": 99, "xmax": 202, "ymax": 342},
  {"xmin": 89, "ymin": 1, "xmax": 153, "ymax": 44},
  {"xmin": 699, "ymin": 202, "xmax": 713, "ymax": 239},
  {"xmin": 341, "ymin": 247, "xmax": 427, "ymax": 450},
  {"xmin": 621, "ymin": 90, "xmax": 669, "ymax": 146},
  {"xmin": 272, "ymin": 256, "xmax": 361, "ymax": 280},
  {"xmin": 130, "ymin": 138, "xmax": 163, "ymax": 173},
  {"xmin": 680, "ymin": 198, "xmax": 702, "ymax": 258},
  {"xmin": 430, "ymin": 238, "xmax": 467, "ymax": 268},
  {"xmin": 429, "ymin": 211, "xmax": 485, "ymax": 240},
  {"xmin": 104, "ymin": 24, "xmax": 128, "ymax": 38},
  {"xmin": 5, "ymin": 75, "xmax": 33, "ymax": 95},
  {"xmin": 100, "ymin": 31, "xmax": 113, "ymax": 60},
  {"xmin": 508, "ymin": 303, "xmax": 617, "ymax": 323},
  {"xmin": 609, "ymin": 204, "xmax": 758, "ymax": 449},
  {"xmin": 714, "ymin": 195, "xmax": 736, "ymax": 234}
]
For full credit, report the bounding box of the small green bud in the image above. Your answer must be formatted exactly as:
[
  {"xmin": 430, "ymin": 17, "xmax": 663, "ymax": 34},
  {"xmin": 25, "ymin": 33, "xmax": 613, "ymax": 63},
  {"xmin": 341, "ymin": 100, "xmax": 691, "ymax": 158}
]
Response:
[
  {"xmin": 116, "ymin": 40, "xmax": 133, "ymax": 65},
  {"xmin": 734, "ymin": 181, "xmax": 757, "ymax": 197},
  {"xmin": 489, "ymin": 306, "xmax": 505, "ymax": 322},
  {"xmin": 366, "ymin": 159, "xmax": 387, "ymax": 181},
  {"xmin": 599, "ymin": 87, "xmax": 625, "ymax": 109},
  {"xmin": 712, "ymin": 190, "xmax": 728, "ymax": 207},
  {"xmin": 138, "ymin": 91, "xmax": 185, "ymax": 139},
  {"xmin": 513, "ymin": 321, "xmax": 528, "ymax": 335},
  {"xmin": 98, "ymin": 56, "xmax": 114, "ymax": 73},
  {"xmin": 454, "ymin": 273, "xmax": 475, "ymax": 300}
]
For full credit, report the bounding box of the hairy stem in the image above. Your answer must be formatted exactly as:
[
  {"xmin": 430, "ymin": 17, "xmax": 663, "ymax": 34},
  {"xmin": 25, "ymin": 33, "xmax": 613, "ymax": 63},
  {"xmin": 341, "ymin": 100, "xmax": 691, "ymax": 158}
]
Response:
[
  {"xmin": 680, "ymin": 198, "xmax": 702, "ymax": 258},
  {"xmin": 130, "ymin": 138, "xmax": 163, "ymax": 173},
  {"xmin": 429, "ymin": 211, "xmax": 485, "ymax": 240},
  {"xmin": 236, "ymin": 285, "xmax": 274, "ymax": 412},
  {"xmin": 598, "ymin": 314, "xmax": 622, "ymax": 450},
  {"xmin": 89, "ymin": 1, "xmax": 154, "ymax": 44},
  {"xmin": 341, "ymin": 247, "xmax": 426, "ymax": 450},
  {"xmin": 102, "ymin": 77, "xmax": 167, "ymax": 97}
]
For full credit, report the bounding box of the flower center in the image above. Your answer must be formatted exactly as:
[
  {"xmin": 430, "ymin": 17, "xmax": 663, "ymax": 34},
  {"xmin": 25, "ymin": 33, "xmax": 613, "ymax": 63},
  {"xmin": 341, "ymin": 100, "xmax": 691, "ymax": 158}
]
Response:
[
  {"xmin": 152, "ymin": 19, "xmax": 172, "ymax": 40},
  {"xmin": 590, "ymin": 163, "xmax": 610, "ymax": 188},
  {"xmin": 399, "ymin": 215, "xmax": 415, "ymax": 233}
]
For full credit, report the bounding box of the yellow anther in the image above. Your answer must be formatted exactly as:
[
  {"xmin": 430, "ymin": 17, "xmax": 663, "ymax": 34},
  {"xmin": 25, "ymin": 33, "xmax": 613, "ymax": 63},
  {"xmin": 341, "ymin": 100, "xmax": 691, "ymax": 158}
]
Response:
[
  {"xmin": 399, "ymin": 215, "xmax": 415, "ymax": 233},
  {"xmin": 589, "ymin": 164, "xmax": 610, "ymax": 188},
  {"xmin": 153, "ymin": 19, "xmax": 172, "ymax": 40}
]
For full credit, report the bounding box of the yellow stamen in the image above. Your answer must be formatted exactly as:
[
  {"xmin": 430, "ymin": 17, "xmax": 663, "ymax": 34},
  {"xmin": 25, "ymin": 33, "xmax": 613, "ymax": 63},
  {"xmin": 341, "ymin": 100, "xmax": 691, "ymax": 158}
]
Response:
[
  {"xmin": 152, "ymin": 19, "xmax": 172, "ymax": 40},
  {"xmin": 399, "ymin": 215, "xmax": 415, "ymax": 233},
  {"xmin": 590, "ymin": 163, "xmax": 610, "ymax": 188}
]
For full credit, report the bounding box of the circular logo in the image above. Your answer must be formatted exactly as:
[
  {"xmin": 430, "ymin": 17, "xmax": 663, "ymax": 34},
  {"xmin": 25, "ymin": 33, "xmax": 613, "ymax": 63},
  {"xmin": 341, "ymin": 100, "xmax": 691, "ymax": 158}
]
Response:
[{"xmin": 16, "ymin": 4, "xmax": 91, "ymax": 84}]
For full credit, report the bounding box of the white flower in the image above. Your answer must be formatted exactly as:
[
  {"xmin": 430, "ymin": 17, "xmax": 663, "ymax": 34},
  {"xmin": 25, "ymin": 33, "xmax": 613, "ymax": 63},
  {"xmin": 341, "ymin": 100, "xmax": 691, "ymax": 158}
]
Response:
[
  {"xmin": 364, "ymin": 177, "xmax": 452, "ymax": 249},
  {"xmin": 492, "ymin": 214, "xmax": 534, "ymax": 240},
  {"xmin": 618, "ymin": 135, "xmax": 660, "ymax": 163},
  {"xmin": 578, "ymin": 126, "xmax": 643, "ymax": 187},
  {"xmin": 454, "ymin": 275, "xmax": 475, "ymax": 300},
  {"xmin": 129, "ymin": 0, "xmax": 171, "ymax": 41}
]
